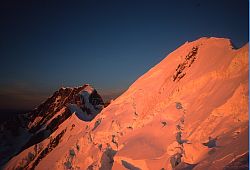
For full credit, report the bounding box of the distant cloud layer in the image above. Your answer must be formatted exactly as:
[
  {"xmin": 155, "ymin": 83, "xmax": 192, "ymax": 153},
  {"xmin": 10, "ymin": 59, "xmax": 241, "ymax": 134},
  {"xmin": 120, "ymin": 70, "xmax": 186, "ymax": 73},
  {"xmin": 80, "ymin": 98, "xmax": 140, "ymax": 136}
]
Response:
[
  {"xmin": 0, "ymin": 81, "xmax": 124, "ymax": 111},
  {"xmin": 0, "ymin": 82, "xmax": 49, "ymax": 110}
]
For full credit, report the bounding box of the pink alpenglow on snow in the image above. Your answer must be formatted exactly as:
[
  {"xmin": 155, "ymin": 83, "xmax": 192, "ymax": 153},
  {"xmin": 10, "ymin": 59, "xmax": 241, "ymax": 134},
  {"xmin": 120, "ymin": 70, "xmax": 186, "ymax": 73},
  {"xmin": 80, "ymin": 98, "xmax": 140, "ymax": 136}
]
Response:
[{"xmin": 2, "ymin": 37, "xmax": 249, "ymax": 170}]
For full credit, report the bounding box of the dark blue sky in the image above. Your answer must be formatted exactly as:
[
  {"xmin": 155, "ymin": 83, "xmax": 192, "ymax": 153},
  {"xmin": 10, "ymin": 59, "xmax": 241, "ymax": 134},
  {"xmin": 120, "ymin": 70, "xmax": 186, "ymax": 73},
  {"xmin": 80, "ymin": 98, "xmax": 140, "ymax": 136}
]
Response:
[{"xmin": 0, "ymin": 0, "xmax": 248, "ymax": 110}]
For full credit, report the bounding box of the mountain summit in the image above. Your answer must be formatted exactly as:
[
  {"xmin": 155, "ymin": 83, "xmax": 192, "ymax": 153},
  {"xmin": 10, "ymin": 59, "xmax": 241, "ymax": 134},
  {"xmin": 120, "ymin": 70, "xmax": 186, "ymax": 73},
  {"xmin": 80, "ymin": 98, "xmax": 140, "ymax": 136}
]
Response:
[
  {"xmin": 0, "ymin": 84, "xmax": 104, "ymax": 167},
  {"xmin": 3, "ymin": 37, "xmax": 249, "ymax": 170}
]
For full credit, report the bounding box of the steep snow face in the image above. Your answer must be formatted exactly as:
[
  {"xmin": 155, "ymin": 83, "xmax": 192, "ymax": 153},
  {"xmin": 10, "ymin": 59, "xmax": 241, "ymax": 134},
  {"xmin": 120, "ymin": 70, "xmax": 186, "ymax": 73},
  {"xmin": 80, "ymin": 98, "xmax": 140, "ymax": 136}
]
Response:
[{"xmin": 4, "ymin": 37, "xmax": 248, "ymax": 170}]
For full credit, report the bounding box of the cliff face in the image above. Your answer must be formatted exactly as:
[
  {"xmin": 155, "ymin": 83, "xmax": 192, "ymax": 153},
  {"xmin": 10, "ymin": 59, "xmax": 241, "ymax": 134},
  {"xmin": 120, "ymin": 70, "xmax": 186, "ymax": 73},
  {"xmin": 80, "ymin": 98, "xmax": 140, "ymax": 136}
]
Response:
[{"xmin": 3, "ymin": 37, "xmax": 249, "ymax": 170}]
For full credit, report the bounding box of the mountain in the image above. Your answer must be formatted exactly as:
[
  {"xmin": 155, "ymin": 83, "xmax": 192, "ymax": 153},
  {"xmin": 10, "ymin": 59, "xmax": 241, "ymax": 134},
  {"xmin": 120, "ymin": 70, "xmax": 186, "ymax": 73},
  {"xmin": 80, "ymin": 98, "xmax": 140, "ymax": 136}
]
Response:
[
  {"xmin": 2, "ymin": 37, "xmax": 249, "ymax": 170},
  {"xmin": 0, "ymin": 84, "xmax": 104, "ymax": 168}
]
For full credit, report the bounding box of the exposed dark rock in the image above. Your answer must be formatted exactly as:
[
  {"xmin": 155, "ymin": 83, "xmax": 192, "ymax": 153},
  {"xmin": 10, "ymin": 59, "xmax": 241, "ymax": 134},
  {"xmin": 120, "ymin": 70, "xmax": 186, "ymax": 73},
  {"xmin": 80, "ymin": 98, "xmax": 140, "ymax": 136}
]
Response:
[
  {"xmin": 111, "ymin": 135, "xmax": 118, "ymax": 148},
  {"xmin": 92, "ymin": 118, "xmax": 102, "ymax": 131},
  {"xmin": 21, "ymin": 108, "xmax": 72, "ymax": 151},
  {"xmin": 176, "ymin": 102, "xmax": 183, "ymax": 109},
  {"xmin": 69, "ymin": 149, "xmax": 76, "ymax": 157},
  {"xmin": 104, "ymin": 101, "xmax": 111, "ymax": 108},
  {"xmin": 170, "ymin": 153, "xmax": 183, "ymax": 168},
  {"xmin": 121, "ymin": 160, "xmax": 141, "ymax": 170},
  {"xmin": 26, "ymin": 87, "xmax": 84, "ymax": 134},
  {"xmin": 47, "ymin": 108, "xmax": 72, "ymax": 132},
  {"xmin": 176, "ymin": 132, "xmax": 188, "ymax": 145},
  {"xmin": 63, "ymin": 148, "xmax": 77, "ymax": 170},
  {"xmin": 176, "ymin": 124, "xmax": 183, "ymax": 131},
  {"xmin": 87, "ymin": 164, "xmax": 94, "ymax": 170},
  {"xmin": 175, "ymin": 162, "xmax": 198, "ymax": 170},
  {"xmin": 74, "ymin": 86, "xmax": 104, "ymax": 116},
  {"xmin": 27, "ymin": 85, "xmax": 101, "ymax": 134},
  {"xmin": 100, "ymin": 147, "xmax": 117, "ymax": 170},
  {"xmin": 202, "ymin": 137, "xmax": 217, "ymax": 148},
  {"xmin": 30, "ymin": 128, "xmax": 67, "ymax": 169},
  {"xmin": 27, "ymin": 152, "xmax": 35, "ymax": 163},
  {"xmin": 180, "ymin": 117, "xmax": 185, "ymax": 124},
  {"xmin": 98, "ymin": 144, "xmax": 102, "ymax": 151},
  {"xmin": 161, "ymin": 121, "xmax": 167, "ymax": 127},
  {"xmin": 173, "ymin": 46, "xmax": 198, "ymax": 82},
  {"xmin": 21, "ymin": 130, "xmax": 50, "ymax": 152},
  {"xmin": 76, "ymin": 144, "xmax": 80, "ymax": 151},
  {"xmin": 15, "ymin": 84, "xmax": 104, "ymax": 159},
  {"xmin": 127, "ymin": 126, "xmax": 133, "ymax": 130},
  {"xmin": 89, "ymin": 89, "xmax": 104, "ymax": 107},
  {"xmin": 64, "ymin": 160, "xmax": 72, "ymax": 169}
]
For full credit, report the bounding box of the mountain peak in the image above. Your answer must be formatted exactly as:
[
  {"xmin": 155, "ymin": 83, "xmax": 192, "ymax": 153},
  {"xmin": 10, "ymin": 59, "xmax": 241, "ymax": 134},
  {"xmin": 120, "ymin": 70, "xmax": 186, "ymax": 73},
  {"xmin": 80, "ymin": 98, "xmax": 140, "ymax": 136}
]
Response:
[
  {"xmin": 183, "ymin": 37, "xmax": 235, "ymax": 51},
  {"xmin": 2, "ymin": 38, "xmax": 248, "ymax": 170},
  {"xmin": 0, "ymin": 84, "xmax": 104, "ymax": 167}
]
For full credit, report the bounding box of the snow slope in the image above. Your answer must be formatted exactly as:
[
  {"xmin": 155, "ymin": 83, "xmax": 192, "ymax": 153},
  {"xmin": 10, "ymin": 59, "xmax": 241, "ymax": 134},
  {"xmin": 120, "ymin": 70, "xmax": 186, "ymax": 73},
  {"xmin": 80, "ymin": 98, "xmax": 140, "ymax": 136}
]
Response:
[{"xmin": 4, "ymin": 37, "xmax": 248, "ymax": 170}]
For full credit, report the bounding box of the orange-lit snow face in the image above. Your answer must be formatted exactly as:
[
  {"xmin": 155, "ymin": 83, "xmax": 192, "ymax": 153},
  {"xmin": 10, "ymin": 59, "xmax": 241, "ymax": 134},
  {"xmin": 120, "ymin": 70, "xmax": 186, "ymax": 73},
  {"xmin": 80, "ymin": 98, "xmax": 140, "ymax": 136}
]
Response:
[{"xmin": 3, "ymin": 38, "xmax": 249, "ymax": 170}]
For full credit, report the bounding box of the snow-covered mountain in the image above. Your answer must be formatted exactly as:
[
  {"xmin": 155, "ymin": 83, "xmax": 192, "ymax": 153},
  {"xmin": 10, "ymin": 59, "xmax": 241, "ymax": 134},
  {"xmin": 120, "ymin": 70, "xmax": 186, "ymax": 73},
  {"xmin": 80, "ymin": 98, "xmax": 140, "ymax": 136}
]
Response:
[
  {"xmin": 2, "ymin": 37, "xmax": 249, "ymax": 170},
  {"xmin": 0, "ymin": 84, "xmax": 104, "ymax": 168}
]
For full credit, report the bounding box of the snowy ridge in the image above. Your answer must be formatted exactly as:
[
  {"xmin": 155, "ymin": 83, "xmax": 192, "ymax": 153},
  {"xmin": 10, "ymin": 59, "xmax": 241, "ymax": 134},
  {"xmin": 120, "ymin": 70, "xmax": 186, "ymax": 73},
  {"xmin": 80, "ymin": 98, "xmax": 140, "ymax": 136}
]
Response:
[{"xmin": 3, "ymin": 37, "xmax": 249, "ymax": 170}]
